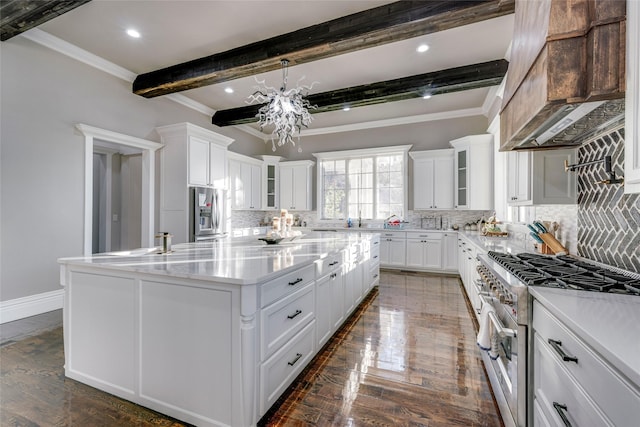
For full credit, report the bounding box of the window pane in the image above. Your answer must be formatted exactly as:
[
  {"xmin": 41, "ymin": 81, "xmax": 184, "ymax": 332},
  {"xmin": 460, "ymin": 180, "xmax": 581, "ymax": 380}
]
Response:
[
  {"xmin": 320, "ymin": 152, "xmax": 405, "ymax": 221},
  {"xmin": 390, "ymin": 188, "xmax": 403, "ymax": 204},
  {"xmin": 389, "ymin": 171, "xmax": 403, "ymax": 187}
]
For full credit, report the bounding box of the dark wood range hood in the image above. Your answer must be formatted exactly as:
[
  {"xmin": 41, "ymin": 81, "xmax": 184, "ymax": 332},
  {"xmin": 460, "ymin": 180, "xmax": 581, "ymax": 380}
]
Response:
[{"xmin": 500, "ymin": 0, "xmax": 626, "ymax": 151}]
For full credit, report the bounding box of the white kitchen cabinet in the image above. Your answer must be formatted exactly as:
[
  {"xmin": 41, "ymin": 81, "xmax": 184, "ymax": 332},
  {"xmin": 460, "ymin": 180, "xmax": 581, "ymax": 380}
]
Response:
[
  {"xmin": 379, "ymin": 231, "xmax": 406, "ymax": 268},
  {"xmin": 409, "ymin": 149, "xmax": 454, "ymax": 209},
  {"xmin": 279, "ymin": 160, "xmax": 314, "ymax": 211},
  {"xmin": 156, "ymin": 123, "xmax": 234, "ymax": 243},
  {"xmin": 260, "ymin": 155, "xmax": 281, "ymax": 210},
  {"xmin": 187, "ymin": 137, "xmax": 228, "ymax": 189},
  {"xmin": 507, "ymin": 151, "xmax": 531, "ymax": 203},
  {"xmin": 508, "ymin": 149, "xmax": 577, "ymax": 205},
  {"xmin": 450, "ymin": 134, "xmax": 494, "ymax": 210},
  {"xmin": 405, "ymin": 233, "xmax": 442, "ymax": 270},
  {"xmin": 228, "ymin": 152, "xmax": 262, "ymax": 210},
  {"xmin": 626, "ymin": 0, "xmax": 640, "ymax": 194},
  {"xmin": 315, "ymin": 253, "xmax": 342, "ymax": 349},
  {"xmin": 532, "ymin": 300, "xmax": 640, "ymax": 427},
  {"xmin": 442, "ymin": 232, "xmax": 458, "ymax": 272},
  {"xmin": 457, "ymin": 234, "xmax": 484, "ymax": 319}
]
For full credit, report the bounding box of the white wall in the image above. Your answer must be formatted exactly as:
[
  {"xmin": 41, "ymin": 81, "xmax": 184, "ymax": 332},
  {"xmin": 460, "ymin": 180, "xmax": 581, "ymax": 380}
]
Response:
[{"xmin": 0, "ymin": 36, "xmax": 260, "ymax": 303}]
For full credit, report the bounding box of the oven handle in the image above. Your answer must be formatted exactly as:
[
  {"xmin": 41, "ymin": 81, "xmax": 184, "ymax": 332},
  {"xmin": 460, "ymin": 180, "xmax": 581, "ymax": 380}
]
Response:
[{"xmin": 479, "ymin": 294, "xmax": 517, "ymax": 338}]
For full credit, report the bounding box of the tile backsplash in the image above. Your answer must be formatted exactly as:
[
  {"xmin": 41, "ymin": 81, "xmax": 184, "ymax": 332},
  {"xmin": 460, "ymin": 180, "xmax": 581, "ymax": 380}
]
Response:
[{"xmin": 576, "ymin": 127, "xmax": 639, "ymax": 272}]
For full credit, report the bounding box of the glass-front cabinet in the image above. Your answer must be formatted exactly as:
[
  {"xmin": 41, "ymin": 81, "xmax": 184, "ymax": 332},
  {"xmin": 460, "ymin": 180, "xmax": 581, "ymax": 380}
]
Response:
[
  {"xmin": 456, "ymin": 149, "xmax": 468, "ymax": 208},
  {"xmin": 260, "ymin": 155, "xmax": 281, "ymax": 210}
]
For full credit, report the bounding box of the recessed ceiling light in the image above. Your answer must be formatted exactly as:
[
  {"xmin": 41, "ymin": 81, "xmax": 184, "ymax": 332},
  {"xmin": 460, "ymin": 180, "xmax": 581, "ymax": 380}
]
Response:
[
  {"xmin": 423, "ymin": 94, "xmax": 432, "ymax": 99},
  {"xmin": 343, "ymin": 106, "xmax": 351, "ymax": 111},
  {"xmin": 416, "ymin": 44, "xmax": 429, "ymax": 53},
  {"xmin": 224, "ymin": 87, "xmax": 234, "ymax": 94},
  {"xmin": 126, "ymin": 28, "xmax": 141, "ymax": 38}
]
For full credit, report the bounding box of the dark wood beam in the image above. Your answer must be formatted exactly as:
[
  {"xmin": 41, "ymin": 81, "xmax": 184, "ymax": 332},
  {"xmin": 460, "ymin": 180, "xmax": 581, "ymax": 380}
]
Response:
[
  {"xmin": 133, "ymin": 0, "xmax": 514, "ymax": 98},
  {"xmin": 211, "ymin": 59, "xmax": 508, "ymax": 126},
  {"xmin": 0, "ymin": 0, "xmax": 91, "ymax": 41}
]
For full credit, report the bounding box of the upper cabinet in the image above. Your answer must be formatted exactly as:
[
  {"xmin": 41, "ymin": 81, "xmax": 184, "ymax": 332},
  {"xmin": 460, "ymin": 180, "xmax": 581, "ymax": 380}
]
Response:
[
  {"xmin": 156, "ymin": 122, "xmax": 234, "ymax": 190},
  {"xmin": 228, "ymin": 152, "xmax": 262, "ymax": 210},
  {"xmin": 626, "ymin": 0, "xmax": 640, "ymax": 194},
  {"xmin": 260, "ymin": 155, "xmax": 282, "ymax": 210},
  {"xmin": 279, "ymin": 161, "xmax": 314, "ymax": 211},
  {"xmin": 507, "ymin": 149, "xmax": 577, "ymax": 205},
  {"xmin": 450, "ymin": 135, "xmax": 494, "ymax": 210},
  {"xmin": 409, "ymin": 149, "xmax": 454, "ymax": 210}
]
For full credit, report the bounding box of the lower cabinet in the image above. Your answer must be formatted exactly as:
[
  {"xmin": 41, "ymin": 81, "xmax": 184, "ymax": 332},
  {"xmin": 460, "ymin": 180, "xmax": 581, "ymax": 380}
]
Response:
[
  {"xmin": 405, "ymin": 234, "xmax": 442, "ymax": 270},
  {"xmin": 532, "ymin": 300, "xmax": 640, "ymax": 426},
  {"xmin": 457, "ymin": 234, "xmax": 483, "ymax": 319},
  {"xmin": 442, "ymin": 232, "xmax": 458, "ymax": 271},
  {"xmin": 379, "ymin": 232, "xmax": 407, "ymax": 267}
]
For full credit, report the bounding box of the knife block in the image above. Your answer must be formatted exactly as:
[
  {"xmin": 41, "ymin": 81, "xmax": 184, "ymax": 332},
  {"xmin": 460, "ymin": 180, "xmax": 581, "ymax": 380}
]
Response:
[
  {"xmin": 537, "ymin": 232, "xmax": 569, "ymax": 255},
  {"xmin": 538, "ymin": 243, "xmax": 555, "ymax": 255}
]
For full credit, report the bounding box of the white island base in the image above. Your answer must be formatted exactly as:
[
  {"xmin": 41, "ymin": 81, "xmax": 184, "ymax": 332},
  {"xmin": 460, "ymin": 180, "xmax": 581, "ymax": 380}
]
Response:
[{"xmin": 59, "ymin": 233, "xmax": 380, "ymax": 427}]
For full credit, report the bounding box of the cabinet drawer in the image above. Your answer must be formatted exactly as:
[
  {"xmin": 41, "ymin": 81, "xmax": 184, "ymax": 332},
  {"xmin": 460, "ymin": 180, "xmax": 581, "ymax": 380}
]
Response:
[
  {"xmin": 533, "ymin": 333, "xmax": 611, "ymax": 426},
  {"xmin": 315, "ymin": 253, "xmax": 341, "ymax": 278},
  {"xmin": 380, "ymin": 231, "xmax": 406, "ymax": 239},
  {"xmin": 261, "ymin": 264, "xmax": 315, "ymax": 307},
  {"xmin": 260, "ymin": 320, "xmax": 315, "ymax": 415},
  {"xmin": 369, "ymin": 234, "xmax": 380, "ymax": 247},
  {"xmin": 533, "ymin": 301, "xmax": 640, "ymax": 426},
  {"xmin": 406, "ymin": 232, "xmax": 443, "ymax": 240},
  {"xmin": 370, "ymin": 244, "xmax": 380, "ymax": 264},
  {"xmin": 368, "ymin": 264, "xmax": 380, "ymax": 286},
  {"xmin": 261, "ymin": 282, "xmax": 315, "ymax": 361}
]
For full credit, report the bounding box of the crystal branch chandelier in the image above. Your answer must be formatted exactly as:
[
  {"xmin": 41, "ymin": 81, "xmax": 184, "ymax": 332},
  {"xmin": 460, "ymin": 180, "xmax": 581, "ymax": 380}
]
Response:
[{"xmin": 247, "ymin": 59, "xmax": 316, "ymax": 152}]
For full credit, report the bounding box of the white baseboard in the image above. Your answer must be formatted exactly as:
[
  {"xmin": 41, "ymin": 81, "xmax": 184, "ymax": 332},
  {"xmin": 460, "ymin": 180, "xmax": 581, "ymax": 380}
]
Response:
[{"xmin": 0, "ymin": 289, "xmax": 64, "ymax": 324}]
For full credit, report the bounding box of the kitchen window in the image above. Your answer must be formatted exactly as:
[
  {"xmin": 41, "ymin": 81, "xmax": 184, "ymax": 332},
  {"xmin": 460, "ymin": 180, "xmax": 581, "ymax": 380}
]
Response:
[{"xmin": 313, "ymin": 145, "xmax": 411, "ymax": 221}]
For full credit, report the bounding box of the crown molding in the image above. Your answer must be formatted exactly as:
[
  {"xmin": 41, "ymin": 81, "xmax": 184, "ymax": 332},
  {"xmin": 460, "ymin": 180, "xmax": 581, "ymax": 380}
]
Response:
[{"xmin": 20, "ymin": 29, "xmax": 214, "ymax": 117}]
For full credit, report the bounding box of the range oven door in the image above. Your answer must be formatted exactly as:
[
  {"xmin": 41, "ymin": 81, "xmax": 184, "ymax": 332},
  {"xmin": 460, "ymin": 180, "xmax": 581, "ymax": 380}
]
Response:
[{"xmin": 479, "ymin": 294, "xmax": 523, "ymax": 427}]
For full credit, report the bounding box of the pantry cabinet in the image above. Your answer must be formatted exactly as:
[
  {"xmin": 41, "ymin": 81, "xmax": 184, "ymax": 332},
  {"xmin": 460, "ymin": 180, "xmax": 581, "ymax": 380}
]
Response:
[
  {"xmin": 279, "ymin": 160, "xmax": 314, "ymax": 211},
  {"xmin": 228, "ymin": 152, "xmax": 262, "ymax": 210},
  {"xmin": 409, "ymin": 149, "xmax": 454, "ymax": 210},
  {"xmin": 507, "ymin": 149, "xmax": 577, "ymax": 205},
  {"xmin": 450, "ymin": 135, "xmax": 494, "ymax": 210}
]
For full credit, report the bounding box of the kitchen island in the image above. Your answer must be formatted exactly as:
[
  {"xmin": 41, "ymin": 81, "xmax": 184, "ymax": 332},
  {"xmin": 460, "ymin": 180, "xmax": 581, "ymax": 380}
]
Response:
[{"xmin": 58, "ymin": 232, "xmax": 380, "ymax": 427}]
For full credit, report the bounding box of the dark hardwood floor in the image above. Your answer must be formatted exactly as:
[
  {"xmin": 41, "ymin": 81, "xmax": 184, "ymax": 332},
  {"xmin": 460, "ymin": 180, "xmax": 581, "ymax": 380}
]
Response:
[{"xmin": 0, "ymin": 271, "xmax": 502, "ymax": 426}]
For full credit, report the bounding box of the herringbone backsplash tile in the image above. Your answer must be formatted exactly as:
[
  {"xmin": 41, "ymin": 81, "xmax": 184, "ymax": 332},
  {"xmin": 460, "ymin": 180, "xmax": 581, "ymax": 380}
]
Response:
[{"xmin": 577, "ymin": 128, "xmax": 640, "ymax": 272}]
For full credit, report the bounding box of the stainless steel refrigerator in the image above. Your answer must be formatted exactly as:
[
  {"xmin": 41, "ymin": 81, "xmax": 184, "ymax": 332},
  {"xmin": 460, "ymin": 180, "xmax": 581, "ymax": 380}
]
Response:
[{"xmin": 190, "ymin": 187, "xmax": 226, "ymax": 241}]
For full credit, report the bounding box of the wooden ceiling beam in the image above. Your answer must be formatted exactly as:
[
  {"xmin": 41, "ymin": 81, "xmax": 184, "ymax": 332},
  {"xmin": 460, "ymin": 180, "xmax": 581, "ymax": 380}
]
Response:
[
  {"xmin": 211, "ymin": 59, "xmax": 508, "ymax": 126},
  {"xmin": 133, "ymin": 0, "xmax": 514, "ymax": 98},
  {"xmin": 0, "ymin": 0, "xmax": 92, "ymax": 41}
]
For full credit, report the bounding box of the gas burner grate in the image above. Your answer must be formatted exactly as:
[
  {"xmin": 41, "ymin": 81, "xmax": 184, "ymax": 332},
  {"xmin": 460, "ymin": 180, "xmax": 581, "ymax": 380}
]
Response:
[{"xmin": 486, "ymin": 251, "xmax": 640, "ymax": 295}]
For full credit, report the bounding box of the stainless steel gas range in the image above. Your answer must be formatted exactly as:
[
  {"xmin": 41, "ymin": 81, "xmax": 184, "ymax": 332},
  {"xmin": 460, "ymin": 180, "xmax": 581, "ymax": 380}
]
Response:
[{"xmin": 475, "ymin": 250, "xmax": 640, "ymax": 427}]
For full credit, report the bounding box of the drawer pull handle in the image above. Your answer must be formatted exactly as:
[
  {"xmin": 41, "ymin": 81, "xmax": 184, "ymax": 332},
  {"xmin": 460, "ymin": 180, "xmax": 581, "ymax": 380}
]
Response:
[
  {"xmin": 548, "ymin": 339, "xmax": 578, "ymax": 363},
  {"xmin": 553, "ymin": 402, "xmax": 572, "ymax": 427},
  {"xmin": 288, "ymin": 278, "xmax": 303, "ymax": 286},
  {"xmin": 373, "ymin": 274, "xmax": 379, "ymax": 278},
  {"xmin": 287, "ymin": 309, "xmax": 302, "ymax": 319},
  {"xmin": 374, "ymin": 241, "xmax": 379, "ymax": 245},
  {"xmin": 373, "ymin": 255, "xmax": 379, "ymax": 259},
  {"xmin": 287, "ymin": 353, "xmax": 302, "ymax": 366},
  {"xmin": 329, "ymin": 261, "xmax": 339, "ymax": 266},
  {"xmin": 330, "ymin": 273, "xmax": 337, "ymax": 279}
]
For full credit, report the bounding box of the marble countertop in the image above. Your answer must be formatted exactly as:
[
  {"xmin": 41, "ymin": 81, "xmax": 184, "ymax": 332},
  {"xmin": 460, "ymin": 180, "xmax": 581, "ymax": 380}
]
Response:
[
  {"xmin": 457, "ymin": 230, "xmax": 532, "ymax": 255},
  {"xmin": 529, "ymin": 286, "xmax": 640, "ymax": 387},
  {"xmin": 58, "ymin": 232, "xmax": 375, "ymax": 286}
]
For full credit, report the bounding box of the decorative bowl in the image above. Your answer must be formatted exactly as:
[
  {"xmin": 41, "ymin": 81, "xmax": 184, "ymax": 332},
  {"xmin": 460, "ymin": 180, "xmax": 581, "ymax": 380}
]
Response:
[{"xmin": 258, "ymin": 237, "xmax": 283, "ymax": 245}]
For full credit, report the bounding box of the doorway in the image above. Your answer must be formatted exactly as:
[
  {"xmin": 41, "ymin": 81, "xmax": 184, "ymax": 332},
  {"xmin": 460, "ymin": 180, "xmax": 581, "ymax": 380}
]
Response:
[
  {"xmin": 77, "ymin": 124, "xmax": 163, "ymax": 256},
  {"xmin": 92, "ymin": 145, "xmax": 144, "ymax": 253}
]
